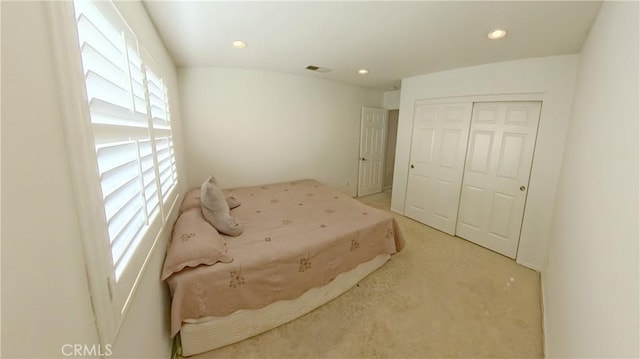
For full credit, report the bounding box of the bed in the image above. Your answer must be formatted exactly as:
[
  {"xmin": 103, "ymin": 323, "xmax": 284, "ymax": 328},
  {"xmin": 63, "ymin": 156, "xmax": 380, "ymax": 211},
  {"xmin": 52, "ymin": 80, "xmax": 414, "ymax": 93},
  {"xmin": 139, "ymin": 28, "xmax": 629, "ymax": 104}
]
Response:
[{"xmin": 163, "ymin": 179, "xmax": 405, "ymax": 356}]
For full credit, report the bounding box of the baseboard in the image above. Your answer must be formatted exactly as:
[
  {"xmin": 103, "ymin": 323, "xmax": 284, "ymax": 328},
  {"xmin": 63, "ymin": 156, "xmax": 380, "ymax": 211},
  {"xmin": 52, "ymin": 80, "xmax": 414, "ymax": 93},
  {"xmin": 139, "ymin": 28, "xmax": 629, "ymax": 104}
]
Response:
[
  {"xmin": 540, "ymin": 271, "xmax": 548, "ymax": 358},
  {"xmin": 515, "ymin": 259, "xmax": 542, "ymax": 272}
]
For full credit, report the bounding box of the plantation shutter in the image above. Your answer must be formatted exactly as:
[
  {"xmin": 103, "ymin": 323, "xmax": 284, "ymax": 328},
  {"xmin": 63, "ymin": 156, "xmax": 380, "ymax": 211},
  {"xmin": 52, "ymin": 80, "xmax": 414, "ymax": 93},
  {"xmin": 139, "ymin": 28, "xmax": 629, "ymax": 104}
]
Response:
[{"xmin": 73, "ymin": 0, "xmax": 177, "ymax": 290}]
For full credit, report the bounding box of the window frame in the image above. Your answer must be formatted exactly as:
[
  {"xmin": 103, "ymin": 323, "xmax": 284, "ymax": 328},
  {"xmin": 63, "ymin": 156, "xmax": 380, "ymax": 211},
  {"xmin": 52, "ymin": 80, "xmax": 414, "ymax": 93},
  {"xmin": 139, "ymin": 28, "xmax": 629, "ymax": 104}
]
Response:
[{"xmin": 46, "ymin": 0, "xmax": 181, "ymax": 345}]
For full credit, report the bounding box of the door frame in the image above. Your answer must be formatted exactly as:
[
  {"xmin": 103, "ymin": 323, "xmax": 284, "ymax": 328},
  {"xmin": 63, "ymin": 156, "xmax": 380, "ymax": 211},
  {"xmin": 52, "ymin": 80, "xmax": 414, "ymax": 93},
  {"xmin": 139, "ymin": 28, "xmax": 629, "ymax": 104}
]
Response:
[
  {"xmin": 358, "ymin": 107, "xmax": 388, "ymax": 197},
  {"xmin": 383, "ymin": 109, "xmax": 400, "ymax": 191}
]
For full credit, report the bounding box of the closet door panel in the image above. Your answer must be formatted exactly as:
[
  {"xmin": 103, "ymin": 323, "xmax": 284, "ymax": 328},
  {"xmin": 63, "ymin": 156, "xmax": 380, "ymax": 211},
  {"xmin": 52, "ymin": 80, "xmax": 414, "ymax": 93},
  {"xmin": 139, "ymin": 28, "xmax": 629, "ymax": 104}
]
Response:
[
  {"xmin": 456, "ymin": 101, "xmax": 541, "ymax": 258},
  {"xmin": 404, "ymin": 102, "xmax": 472, "ymax": 234}
]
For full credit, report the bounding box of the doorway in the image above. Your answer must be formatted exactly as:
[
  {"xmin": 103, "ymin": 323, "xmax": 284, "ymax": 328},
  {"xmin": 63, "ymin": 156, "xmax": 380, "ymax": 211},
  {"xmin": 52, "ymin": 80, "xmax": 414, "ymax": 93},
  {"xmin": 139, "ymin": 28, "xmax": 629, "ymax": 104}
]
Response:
[
  {"xmin": 358, "ymin": 107, "xmax": 387, "ymax": 197},
  {"xmin": 383, "ymin": 110, "xmax": 399, "ymax": 191}
]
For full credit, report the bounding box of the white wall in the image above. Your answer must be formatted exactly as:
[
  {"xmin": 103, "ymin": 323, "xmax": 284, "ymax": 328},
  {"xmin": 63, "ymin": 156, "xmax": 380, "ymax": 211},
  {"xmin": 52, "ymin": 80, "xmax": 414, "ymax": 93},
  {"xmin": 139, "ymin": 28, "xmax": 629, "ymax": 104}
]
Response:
[
  {"xmin": 1, "ymin": 1, "xmax": 184, "ymax": 357},
  {"xmin": 2, "ymin": 2, "xmax": 100, "ymax": 356},
  {"xmin": 178, "ymin": 68, "xmax": 383, "ymax": 196},
  {"xmin": 543, "ymin": 2, "xmax": 639, "ymax": 357},
  {"xmin": 383, "ymin": 90, "xmax": 401, "ymax": 110},
  {"xmin": 392, "ymin": 55, "xmax": 580, "ymax": 270}
]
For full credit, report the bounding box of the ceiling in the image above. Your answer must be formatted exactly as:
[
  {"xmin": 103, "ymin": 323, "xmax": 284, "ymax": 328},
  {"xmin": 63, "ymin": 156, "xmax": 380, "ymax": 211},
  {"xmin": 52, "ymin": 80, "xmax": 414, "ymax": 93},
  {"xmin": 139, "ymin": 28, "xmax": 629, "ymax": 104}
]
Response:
[{"xmin": 143, "ymin": 1, "xmax": 602, "ymax": 91}]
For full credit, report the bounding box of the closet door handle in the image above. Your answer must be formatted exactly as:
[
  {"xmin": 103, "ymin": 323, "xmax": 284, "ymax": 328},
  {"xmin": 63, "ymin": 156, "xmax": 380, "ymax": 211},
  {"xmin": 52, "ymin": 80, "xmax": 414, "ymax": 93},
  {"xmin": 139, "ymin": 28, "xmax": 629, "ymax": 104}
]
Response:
[
  {"xmin": 410, "ymin": 164, "xmax": 415, "ymax": 169},
  {"xmin": 520, "ymin": 185, "xmax": 526, "ymax": 191}
]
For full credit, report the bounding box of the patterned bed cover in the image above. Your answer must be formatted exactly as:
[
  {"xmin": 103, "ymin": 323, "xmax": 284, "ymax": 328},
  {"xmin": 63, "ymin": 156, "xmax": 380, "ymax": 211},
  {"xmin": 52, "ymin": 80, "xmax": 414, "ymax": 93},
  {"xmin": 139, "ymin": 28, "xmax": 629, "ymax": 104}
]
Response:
[{"xmin": 166, "ymin": 180, "xmax": 405, "ymax": 337}]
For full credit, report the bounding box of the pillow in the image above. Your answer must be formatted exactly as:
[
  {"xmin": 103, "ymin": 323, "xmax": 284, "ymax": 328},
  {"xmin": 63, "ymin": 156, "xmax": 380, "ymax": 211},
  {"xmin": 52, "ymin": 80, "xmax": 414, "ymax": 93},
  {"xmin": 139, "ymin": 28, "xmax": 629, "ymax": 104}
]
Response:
[
  {"xmin": 205, "ymin": 175, "xmax": 241, "ymax": 209},
  {"xmin": 201, "ymin": 176, "xmax": 244, "ymax": 236},
  {"xmin": 180, "ymin": 188, "xmax": 241, "ymax": 214},
  {"xmin": 226, "ymin": 194, "xmax": 241, "ymax": 209},
  {"xmin": 161, "ymin": 210, "xmax": 233, "ymax": 280},
  {"xmin": 180, "ymin": 188, "xmax": 201, "ymax": 214}
]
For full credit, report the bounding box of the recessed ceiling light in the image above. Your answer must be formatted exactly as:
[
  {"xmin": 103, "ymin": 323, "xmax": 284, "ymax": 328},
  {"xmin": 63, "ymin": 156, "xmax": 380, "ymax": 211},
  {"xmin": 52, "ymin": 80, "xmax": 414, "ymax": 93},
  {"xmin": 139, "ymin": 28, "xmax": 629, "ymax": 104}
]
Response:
[
  {"xmin": 487, "ymin": 29, "xmax": 507, "ymax": 40},
  {"xmin": 358, "ymin": 69, "xmax": 369, "ymax": 75},
  {"xmin": 232, "ymin": 40, "xmax": 247, "ymax": 49}
]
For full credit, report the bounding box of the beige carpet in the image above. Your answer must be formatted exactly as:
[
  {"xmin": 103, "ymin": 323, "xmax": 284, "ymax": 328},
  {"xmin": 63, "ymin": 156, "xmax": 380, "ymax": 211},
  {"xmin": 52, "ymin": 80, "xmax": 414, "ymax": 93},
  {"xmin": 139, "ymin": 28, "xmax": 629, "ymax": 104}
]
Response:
[{"xmin": 186, "ymin": 191, "xmax": 543, "ymax": 359}]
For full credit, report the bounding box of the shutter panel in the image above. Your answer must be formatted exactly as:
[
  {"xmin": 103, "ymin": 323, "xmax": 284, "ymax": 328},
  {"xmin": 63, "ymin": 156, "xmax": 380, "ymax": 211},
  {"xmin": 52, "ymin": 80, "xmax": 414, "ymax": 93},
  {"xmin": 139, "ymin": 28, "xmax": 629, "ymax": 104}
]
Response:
[
  {"xmin": 75, "ymin": 1, "xmax": 131, "ymax": 113},
  {"xmin": 61, "ymin": 0, "xmax": 181, "ymax": 341},
  {"xmin": 126, "ymin": 46, "xmax": 148, "ymax": 116},
  {"xmin": 95, "ymin": 141, "xmax": 145, "ymax": 275},
  {"xmin": 73, "ymin": 0, "xmax": 176, "ymax": 281},
  {"xmin": 139, "ymin": 139, "xmax": 160, "ymax": 219},
  {"xmin": 146, "ymin": 67, "xmax": 177, "ymax": 201}
]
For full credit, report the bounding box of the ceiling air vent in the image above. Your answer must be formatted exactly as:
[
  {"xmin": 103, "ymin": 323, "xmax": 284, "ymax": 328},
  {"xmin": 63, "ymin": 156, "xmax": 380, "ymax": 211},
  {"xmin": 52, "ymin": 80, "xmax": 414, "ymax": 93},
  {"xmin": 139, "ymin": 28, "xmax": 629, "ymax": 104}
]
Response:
[{"xmin": 306, "ymin": 65, "xmax": 331, "ymax": 73}]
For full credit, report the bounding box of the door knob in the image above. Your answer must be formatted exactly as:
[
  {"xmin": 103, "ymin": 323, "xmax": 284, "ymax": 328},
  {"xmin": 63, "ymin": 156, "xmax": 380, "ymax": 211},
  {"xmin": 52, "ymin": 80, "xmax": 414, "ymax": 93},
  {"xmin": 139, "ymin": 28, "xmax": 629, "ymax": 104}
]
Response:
[
  {"xmin": 520, "ymin": 185, "xmax": 526, "ymax": 191},
  {"xmin": 361, "ymin": 157, "xmax": 368, "ymax": 161},
  {"xmin": 410, "ymin": 164, "xmax": 415, "ymax": 169}
]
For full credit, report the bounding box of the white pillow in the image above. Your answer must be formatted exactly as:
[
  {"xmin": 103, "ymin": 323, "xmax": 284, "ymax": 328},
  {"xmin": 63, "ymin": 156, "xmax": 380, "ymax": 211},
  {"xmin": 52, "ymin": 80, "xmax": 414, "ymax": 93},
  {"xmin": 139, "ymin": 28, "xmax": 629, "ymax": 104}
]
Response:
[{"xmin": 200, "ymin": 176, "xmax": 244, "ymax": 236}]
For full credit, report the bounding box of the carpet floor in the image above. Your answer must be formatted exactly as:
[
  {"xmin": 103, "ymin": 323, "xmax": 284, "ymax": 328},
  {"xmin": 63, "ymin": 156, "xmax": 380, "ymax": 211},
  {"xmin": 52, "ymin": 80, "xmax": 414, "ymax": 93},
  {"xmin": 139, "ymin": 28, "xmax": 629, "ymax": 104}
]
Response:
[{"xmin": 185, "ymin": 191, "xmax": 543, "ymax": 359}]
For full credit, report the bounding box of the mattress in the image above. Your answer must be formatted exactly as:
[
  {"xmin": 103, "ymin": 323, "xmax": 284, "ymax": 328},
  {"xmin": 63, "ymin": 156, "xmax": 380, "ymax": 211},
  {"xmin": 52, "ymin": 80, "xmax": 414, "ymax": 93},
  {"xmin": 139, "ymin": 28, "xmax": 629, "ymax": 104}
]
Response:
[{"xmin": 166, "ymin": 179, "xmax": 405, "ymax": 338}]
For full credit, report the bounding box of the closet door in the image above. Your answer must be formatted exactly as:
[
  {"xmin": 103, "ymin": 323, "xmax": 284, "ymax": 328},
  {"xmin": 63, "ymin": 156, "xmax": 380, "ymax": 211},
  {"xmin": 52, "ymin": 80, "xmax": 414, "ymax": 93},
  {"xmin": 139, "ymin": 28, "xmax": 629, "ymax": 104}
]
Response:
[
  {"xmin": 456, "ymin": 101, "xmax": 541, "ymax": 258},
  {"xmin": 404, "ymin": 102, "xmax": 472, "ymax": 235}
]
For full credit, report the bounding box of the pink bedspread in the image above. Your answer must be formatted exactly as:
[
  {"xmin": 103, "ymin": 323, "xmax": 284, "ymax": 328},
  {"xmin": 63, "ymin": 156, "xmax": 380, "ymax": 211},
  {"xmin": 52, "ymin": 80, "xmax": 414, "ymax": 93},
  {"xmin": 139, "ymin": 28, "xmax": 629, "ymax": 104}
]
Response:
[{"xmin": 165, "ymin": 180, "xmax": 405, "ymax": 337}]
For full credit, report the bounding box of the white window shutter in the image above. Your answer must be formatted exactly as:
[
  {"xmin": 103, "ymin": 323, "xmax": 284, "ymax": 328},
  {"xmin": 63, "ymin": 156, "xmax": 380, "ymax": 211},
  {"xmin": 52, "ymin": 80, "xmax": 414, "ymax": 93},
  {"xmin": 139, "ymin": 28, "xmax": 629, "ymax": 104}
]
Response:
[{"xmin": 70, "ymin": 0, "xmax": 179, "ymax": 336}]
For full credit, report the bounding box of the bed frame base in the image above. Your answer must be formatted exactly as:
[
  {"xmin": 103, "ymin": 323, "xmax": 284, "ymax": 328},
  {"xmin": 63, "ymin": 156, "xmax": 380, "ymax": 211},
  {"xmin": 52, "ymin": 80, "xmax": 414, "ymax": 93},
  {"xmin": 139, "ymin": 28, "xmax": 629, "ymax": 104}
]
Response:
[{"xmin": 179, "ymin": 253, "xmax": 391, "ymax": 357}]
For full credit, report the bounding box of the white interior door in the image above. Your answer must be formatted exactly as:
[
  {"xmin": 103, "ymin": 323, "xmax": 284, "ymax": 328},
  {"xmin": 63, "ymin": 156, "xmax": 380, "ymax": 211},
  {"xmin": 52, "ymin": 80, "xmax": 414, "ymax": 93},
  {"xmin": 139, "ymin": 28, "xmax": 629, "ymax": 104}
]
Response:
[
  {"xmin": 456, "ymin": 101, "xmax": 542, "ymax": 258},
  {"xmin": 404, "ymin": 102, "xmax": 472, "ymax": 235},
  {"xmin": 358, "ymin": 107, "xmax": 387, "ymax": 197}
]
